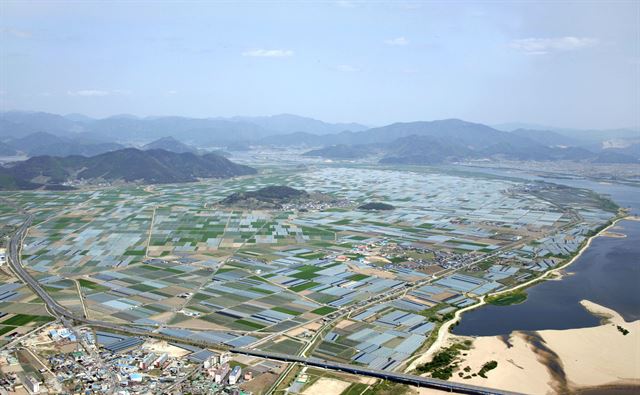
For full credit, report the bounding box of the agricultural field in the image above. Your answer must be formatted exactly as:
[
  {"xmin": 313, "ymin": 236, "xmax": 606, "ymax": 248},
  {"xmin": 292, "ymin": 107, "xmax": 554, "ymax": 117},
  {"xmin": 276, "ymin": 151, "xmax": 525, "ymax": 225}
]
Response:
[
  {"xmin": 0, "ymin": 163, "xmax": 616, "ymax": 368},
  {"xmin": 0, "ymin": 271, "xmax": 53, "ymax": 347}
]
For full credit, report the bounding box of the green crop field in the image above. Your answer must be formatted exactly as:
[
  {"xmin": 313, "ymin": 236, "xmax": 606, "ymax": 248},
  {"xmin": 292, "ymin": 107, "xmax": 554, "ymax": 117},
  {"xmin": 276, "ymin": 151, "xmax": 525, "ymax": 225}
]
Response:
[
  {"xmin": 290, "ymin": 281, "xmax": 320, "ymax": 292},
  {"xmin": 1, "ymin": 314, "xmax": 53, "ymax": 327},
  {"xmin": 311, "ymin": 306, "xmax": 336, "ymax": 315},
  {"xmin": 487, "ymin": 290, "xmax": 527, "ymax": 306}
]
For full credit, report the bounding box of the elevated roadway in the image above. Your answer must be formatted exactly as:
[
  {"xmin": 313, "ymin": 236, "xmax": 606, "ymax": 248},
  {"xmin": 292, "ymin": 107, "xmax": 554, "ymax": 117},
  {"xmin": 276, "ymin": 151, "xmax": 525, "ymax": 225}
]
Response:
[
  {"xmin": 7, "ymin": 215, "xmax": 522, "ymax": 395},
  {"xmin": 232, "ymin": 348, "xmax": 522, "ymax": 395}
]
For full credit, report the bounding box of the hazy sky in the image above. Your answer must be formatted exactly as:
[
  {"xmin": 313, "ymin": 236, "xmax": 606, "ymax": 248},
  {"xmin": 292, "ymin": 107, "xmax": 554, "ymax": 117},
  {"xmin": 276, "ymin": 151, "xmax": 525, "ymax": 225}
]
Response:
[{"xmin": 1, "ymin": 0, "xmax": 639, "ymax": 129}]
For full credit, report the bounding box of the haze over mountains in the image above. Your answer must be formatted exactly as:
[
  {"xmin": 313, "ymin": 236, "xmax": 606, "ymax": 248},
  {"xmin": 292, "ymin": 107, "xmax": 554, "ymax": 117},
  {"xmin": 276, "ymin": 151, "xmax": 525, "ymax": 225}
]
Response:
[
  {"xmin": 0, "ymin": 111, "xmax": 368, "ymax": 143},
  {"xmin": 5, "ymin": 131, "xmax": 124, "ymax": 157},
  {"xmin": 142, "ymin": 136, "xmax": 197, "ymax": 154},
  {"xmin": 0, "ymin": 110, "xmax": 638, "ymax": 190},
  {"xmin": 301, "ymin": 119, "xmax": 639, "ymax": 165},
  {"xmin": 0, "ymin": 148, "xmax": 256, "ymax": 190}
]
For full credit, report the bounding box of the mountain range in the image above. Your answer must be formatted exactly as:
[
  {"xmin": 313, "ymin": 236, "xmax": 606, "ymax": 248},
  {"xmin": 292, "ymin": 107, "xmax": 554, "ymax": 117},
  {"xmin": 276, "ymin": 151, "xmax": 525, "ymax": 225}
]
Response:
[
  {"xmin": 301, "ymin": 119, "xmax": 639, "ymax": 164},
  {"xmin": 4, "ymin": 132, "xmax": 124, "ymax": 157},
  {"xmin": 0, "ymin": 111, "xmax": 367, "ymax": 145},
  {"xmin": 0, "ymin": 148, "xmax": 256, "ymax": 190},
  {"xmin": 1, "ymin": 111, "xmax": 638, "ymax": 166},
  {"xmin": 142, "ymin": 136, "xmax": 197, "ymax": 153}
]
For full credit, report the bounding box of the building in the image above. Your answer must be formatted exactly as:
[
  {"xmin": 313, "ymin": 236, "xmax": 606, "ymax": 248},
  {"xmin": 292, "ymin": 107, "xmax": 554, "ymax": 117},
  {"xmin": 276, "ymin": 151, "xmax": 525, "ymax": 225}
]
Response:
[
  {"xmin": 23, "ymin": 374, "xmax": 40, "ymax": 394},
  {"xmin": 129, "ymin": 373, "xmax": 143, "ymax": 384},
  {"xmin": 228, "ymin": 366, "xmax": 241, "ymax": 385},
  {"xmin": 153, "ymin": 353, "xmax": 168, "ymax": 368},
  {"xmin": 219, "ymin": 352, "xmax": 229, "ymax": 364},
  {"xmin": 140, "ymin": 353, "xmax": 156, "ymax": 370},
  {"xmin": 214, "ymin": 365, "xmax": 229, "ymax": 384},
  {"xmin": 103, "ymin": 337, "xmax": 144, "ymax": 353},
  {"xmin": 203, "ymin": 354, "xmax": 218, "ymax": 369}
]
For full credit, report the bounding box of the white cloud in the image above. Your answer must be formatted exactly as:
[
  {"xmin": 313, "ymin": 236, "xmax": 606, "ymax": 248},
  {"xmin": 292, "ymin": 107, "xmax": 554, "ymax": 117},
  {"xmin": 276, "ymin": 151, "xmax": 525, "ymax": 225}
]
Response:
[
  {"xmin": 242, "ymin": 49, "xmax": 294, "ymax": 57},
  {"xmin": 510, "ymin": 36, "xmax": 598, "ymax": 55},
  {"xmin": 68, "ymin": 90, "xmax": 109, "ymax": 97},
  {"xmin": 1, "ymin": 28, "xmax": 31, "ymax": 39},
  {"xmin": 384, "ymin": 37, "xmax": 409, "ymax": 46},
  {"xmin": 67, "ymin": 89, "xmax": 131, "ymax": 97},
  {"xmin": 166, "ymin": 90, "xmax": 178, "ymax": 95},
  {"xmin": 334, "ymin": 64, "xmax": 360, "ymax": 72},
  {"xmin": 67, "ymin": 90, "xmax": 111, "ymax": 97}
]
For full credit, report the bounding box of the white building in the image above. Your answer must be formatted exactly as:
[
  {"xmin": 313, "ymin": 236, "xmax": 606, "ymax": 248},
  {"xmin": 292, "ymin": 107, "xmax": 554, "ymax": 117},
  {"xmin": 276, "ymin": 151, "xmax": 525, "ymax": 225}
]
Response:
[
  {"xmin": 228, "ymin": 366, "xmax": 241, "ymax": 385},
  {"xmin": 23, "ymin": 374, "xmax": 40, "ymax": 394},
  {"xmin": 219, "ymin": 352, "xmax": 229, "ymax": 364},
  {"xmin": 140, "ymin": 353, "xmax": 156, "ymax": 370}
]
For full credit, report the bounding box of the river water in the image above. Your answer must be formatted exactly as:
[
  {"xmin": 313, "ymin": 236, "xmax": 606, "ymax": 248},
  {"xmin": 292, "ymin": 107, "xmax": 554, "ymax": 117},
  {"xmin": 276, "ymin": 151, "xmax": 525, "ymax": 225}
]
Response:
[{"xmin": 449, "ymin": 166, "xmax": 640, "ymax": 336}]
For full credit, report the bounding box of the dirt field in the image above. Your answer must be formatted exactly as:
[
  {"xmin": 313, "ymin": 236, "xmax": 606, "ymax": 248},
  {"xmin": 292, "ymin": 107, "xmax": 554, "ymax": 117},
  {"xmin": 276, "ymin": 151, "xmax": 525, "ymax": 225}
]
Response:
[
  {"xmin": 144, "ymin": 340, "xmax": 190, "ymax": 358},
  {"xmin": 334, "ymin": 319, "xmax": 355, "ymax": 329},
  {"xmin": 240, "ymin": 368, "xmax": 283, "ymax": 395},
  {"xmin": 346, "ymin": 262, "xmax": 395, "ymax": 279},
  {"xmin": 302, "ymin": 377, "xmax": 352, "ymax": 395}
]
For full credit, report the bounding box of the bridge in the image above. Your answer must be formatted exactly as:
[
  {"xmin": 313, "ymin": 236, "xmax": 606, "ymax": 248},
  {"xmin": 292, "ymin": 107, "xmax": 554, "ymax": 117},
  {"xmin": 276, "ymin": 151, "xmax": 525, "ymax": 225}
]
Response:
[
  {"xmin": 7, "ymin": 215, "xmax": 522, "ymax": 395},
  {"xmin": 231, "ymin": 348, "xmax": 521, "ymax": 395}
]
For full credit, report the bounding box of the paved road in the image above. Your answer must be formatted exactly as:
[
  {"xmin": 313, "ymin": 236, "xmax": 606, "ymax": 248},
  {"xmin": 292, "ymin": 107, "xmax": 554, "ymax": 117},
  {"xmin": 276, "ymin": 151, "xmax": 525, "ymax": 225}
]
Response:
[
  {"xmin": 7, "ymin": 215, "xmax": 67, "ymax": 320},
  {"xmin": 232, "ymin": 348, "xmax": 522, "ymax": 395},
  {"xmin": 6, "ymin": 215, "xmax": 521, "ymax": 395}
]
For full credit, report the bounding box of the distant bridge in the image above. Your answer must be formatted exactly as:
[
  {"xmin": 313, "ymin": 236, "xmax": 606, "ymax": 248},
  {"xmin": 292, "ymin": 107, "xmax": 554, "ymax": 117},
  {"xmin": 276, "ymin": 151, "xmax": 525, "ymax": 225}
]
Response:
[
  {"xmin": 8, "ymin": 215, "xmax": 521, "ymax": 395},
  {"xmin": 232, "ymin": 348, "xmax": 523, "ymax": 395}
]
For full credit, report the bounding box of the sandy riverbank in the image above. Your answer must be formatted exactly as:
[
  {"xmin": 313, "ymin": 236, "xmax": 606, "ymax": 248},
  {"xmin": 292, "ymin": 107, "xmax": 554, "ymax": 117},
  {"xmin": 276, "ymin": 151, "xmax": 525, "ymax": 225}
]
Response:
[
  {"xmin": 439, "ymin": 300, "xmax": 640, "ymax": 394},
  {"xmin": 601, "ymin": 231, "xmax": 627, "ymax": 238},
  {"xmin": 407, "ymin": 215, "xmax": 628, "ymax": 373}
]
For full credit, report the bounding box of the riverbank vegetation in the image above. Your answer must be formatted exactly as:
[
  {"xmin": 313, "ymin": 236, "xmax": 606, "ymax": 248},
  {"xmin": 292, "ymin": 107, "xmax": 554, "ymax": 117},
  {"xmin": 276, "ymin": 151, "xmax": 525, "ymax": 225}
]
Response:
[
  {"xmin": 415, "ymin": 340, "xmax": 472, "ymax": 379},
  {"xmin": 486, "ymin": 289, "xmax": 528, "ymax": 306},
  {"xmin": 478, "ymin": 360, "xmax": 498, "ymax": 378},
  {"xmin": 617, "ymin": 325, "xmax": 630, "ymax": 335}
]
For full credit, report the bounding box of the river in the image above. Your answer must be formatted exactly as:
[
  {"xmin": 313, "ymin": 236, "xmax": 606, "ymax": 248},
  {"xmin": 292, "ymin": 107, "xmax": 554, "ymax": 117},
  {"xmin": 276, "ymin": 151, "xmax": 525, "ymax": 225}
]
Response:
[{"xmin": 450, "ymin": 166, "xmax": 640, "ymax": 336}]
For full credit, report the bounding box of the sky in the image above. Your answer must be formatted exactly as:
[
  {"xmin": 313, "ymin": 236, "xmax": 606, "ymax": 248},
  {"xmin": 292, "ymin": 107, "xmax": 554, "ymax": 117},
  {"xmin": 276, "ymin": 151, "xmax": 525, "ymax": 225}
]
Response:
[{"xmin": 1, "ymin": 0, "xmax": 639, "ymax": 129}]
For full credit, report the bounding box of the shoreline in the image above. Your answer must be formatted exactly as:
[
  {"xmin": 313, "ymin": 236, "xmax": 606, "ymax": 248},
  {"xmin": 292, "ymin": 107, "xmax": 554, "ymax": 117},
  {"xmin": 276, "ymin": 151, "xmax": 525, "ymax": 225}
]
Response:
[
  {"xmin": 439, "ymin": 300, "xmax": 640, "ymax": 394},
  {"xmin": 601, "ymin": 230, "xmax": 627, "ymax": 238},
  {"xmin": 406, "ymin": 214, "xmax": 630, "ymax": 372}
]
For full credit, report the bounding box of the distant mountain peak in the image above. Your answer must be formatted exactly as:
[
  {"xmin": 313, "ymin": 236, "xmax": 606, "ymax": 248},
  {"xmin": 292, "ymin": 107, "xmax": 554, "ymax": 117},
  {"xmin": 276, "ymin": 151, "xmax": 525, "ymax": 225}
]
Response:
[
  {"xmin": 0, "ymin": 148, "xmax": 256, "ymax": 190},
  {"xmin": 229, "ymin": 114, "xmax": 368, "ymax": 135},
  {"xmin": 142, "ymin": 136, "xmax": 196, "ymax": 153},
  {"xmin": 104, "ymin": 113, "xmax": 139, "ymax": 120},
  {"xmin": 64, "ymin": 113, "xmax": 95, "ymax": 123}
]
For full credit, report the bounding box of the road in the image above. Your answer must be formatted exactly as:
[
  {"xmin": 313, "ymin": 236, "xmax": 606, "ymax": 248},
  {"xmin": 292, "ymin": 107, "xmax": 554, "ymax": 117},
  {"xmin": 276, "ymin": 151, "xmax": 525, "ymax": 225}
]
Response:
[
  {"xmin": 7, "ymin": 215, "xmax": 67, "ymax": 320},
  {"xmin": 232, "ymin": 348, "xmax": 522, "ymax": 395},
  {"xmin": 6, "ymin": 215, "xmax": 122, "ymax": 392},
  {"xmin": 258, "ymin": 243, "xmax": 528, "ymax": 394},
  {"xmin": 6, "ymin": 215, "xmax": 149, "ymax": 334},
  {"xmin": 73, "ymin": 279, "xmax": 89, "ymax": 319},
  {"xmin": 6, "ymin": 214, "xmax": 521, "ymax": 395}
]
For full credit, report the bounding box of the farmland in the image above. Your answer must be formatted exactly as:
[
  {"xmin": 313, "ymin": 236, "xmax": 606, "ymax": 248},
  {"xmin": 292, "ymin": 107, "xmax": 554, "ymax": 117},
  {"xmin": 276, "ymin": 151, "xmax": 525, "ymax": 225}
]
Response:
[{"xmin": 0, "ymin": 161, "xmax": 617, "ymax": 385}]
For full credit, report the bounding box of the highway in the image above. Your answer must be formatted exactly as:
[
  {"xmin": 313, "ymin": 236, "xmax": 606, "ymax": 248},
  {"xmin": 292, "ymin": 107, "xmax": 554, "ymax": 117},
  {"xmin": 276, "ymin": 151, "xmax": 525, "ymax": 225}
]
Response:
[
  {"xmin": 6, "ymin": 214, "xmax": 521, "ymax": 395},
  {"xmin": 231, "ymin": 348, "xmax": 522, "ymax": 395},
  {"xmin": 5, "ymin": 215, "xmax": 159, "ymax": 337},
  {"xmin": 7, "ymin": 215, "xmax": 68, "ymax": 320}
]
